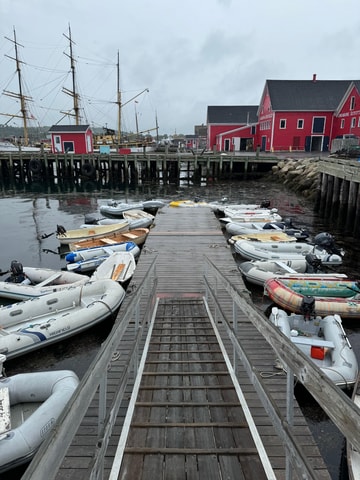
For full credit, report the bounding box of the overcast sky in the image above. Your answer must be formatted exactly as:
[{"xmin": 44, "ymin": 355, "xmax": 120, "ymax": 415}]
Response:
[{"xmin": 1, "ymin": 0, "xmax": 360, "ymax": 137}]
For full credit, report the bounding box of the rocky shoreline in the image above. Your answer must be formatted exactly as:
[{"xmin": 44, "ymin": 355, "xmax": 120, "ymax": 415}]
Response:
[{"xmin": 267, "ymin": 157, "xmax": 321, "ymax": 200}]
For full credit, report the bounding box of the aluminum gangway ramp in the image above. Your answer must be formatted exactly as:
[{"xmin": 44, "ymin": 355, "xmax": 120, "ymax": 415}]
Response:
[{"xmin": 109, "ymin": 296, "xmax": 274, "ymax": 480}]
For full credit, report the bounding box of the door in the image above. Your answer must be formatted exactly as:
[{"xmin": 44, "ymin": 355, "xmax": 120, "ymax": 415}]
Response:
[{"xmin": 261, "ymin": 136, "xmax": 266, "ymax": 151}]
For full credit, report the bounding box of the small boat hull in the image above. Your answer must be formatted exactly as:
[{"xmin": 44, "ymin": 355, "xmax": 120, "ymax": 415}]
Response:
[
  {"xmin": 269, "ymin": 307, "xmax": 358, "ymax": 388},
  {"xmin": 69, "ymin": 227, "xmax": 149, "ymax": 251},
  {"xmin": 0, "ymin": 368, "xmax": 79, "ymax": 473},
  {"xmin": 265, "ymin": 276, "xmax": 360, "ymax": 318},
  {"xmin": 234, "ymin": 240, "xmax": 343, "ymax": 265},
  {"xmin": 0, "ymin": 267, "xmax": 89, "ymax": 301},
  {"xmin": 100, "ymin": 200, "xmax": 164, "ymax": 217},
  {"xmin": 0, "ymin": 279, "xmax": 125, "ymax": 359},
  {"xmin": 238, "ymin": 259, "xmax": 322, "ymax": 286},
  {"xmin": 65, "ymin": 241, "xmax": 140, "ymax": 263},
  {"xmin": 56, "ymin": 221, "xmax": 129, "ymax": 245},
  {"xmin": 90, "ymin": 252, "xmax": 136, "ymax": 284},
  {"xmin": 229, "ymin": 232, "xmax": 297, "ymax": 243},
  {"xmin": 225, "ymin": 222, "xmax": 309, "ymax": 241}
]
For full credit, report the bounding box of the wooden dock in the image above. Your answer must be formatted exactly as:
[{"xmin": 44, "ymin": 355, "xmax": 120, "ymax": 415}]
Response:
[
  {"xmin": 23, "ymin": 205, "xmax": 332, "ymax": 480},
  {"xmin": 0, "ymin": 151, "xmax": 277, "ymax": 185}
]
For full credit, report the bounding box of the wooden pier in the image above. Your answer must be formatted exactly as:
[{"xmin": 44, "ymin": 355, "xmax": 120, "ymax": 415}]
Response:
[
  {"xmin": 0, "ymin": 151, "xmax": 278, "ymax": 185},
  {"xmin": 23, "ymin": 205, "xmax": 348, "ymax": 480}
]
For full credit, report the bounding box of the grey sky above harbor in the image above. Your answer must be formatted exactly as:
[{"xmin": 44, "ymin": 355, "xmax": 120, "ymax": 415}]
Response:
[{"xmin": 1, "ymin": 0, "xmax": 360, "ymax": 137}]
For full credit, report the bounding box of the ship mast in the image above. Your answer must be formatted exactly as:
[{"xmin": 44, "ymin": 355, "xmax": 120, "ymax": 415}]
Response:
[
  {"xmin": 3, "ymin": 28, "xmax": 32, "ymax": 146},
  {"xmin": 62, "ymin": 24, "xmax": 80, "ymax": 125},
  {"xmin": 116, "ymin": 50, "xmax": 121, "ymax": 146}
]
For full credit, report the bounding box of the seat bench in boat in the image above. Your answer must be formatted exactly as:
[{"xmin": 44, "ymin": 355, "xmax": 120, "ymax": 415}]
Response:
[{"xmin": 291, "ymin": 336, "xmax": 335, "ymax": 349}]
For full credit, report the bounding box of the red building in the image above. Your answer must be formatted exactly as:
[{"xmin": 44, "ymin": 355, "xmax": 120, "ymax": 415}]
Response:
[
  {"xmin": 206, "ymin": 106, "xmax": 258, "ymax": 152},
  {"xmin": 48, "ymin": 124, "xmax": 94, "ymax": 154},
  {"xmin": 206, "ymin": 77, "xmax": 360, "ymax": 153},
  {"xmin": 257, "ymin": 77, "xmax": 360, "ymax": 152}
]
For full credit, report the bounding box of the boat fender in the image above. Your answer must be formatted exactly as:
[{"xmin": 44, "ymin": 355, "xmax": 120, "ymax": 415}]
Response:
[
  {"xmin": 81, "ymin": 163, "xmax": 96, "ymax": 178},
  {"xmin": 29, "ymin": 158, "xmax": 42, "ymax": 174}
]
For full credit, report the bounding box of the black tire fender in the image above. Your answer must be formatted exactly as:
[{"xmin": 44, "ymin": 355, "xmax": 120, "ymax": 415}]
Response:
[
  {"xmin": 29, "ymin": 158, "xmax": 42, "ymax": 174},
  {"xmin": 81, "ymin": 163, "xmax": 96, "ymax": 177}
]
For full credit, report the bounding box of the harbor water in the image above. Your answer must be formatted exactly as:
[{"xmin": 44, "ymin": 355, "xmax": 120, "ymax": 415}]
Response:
[{"xmin": 1, "ymin": 177, "xmax": 359, "ymax": 479}]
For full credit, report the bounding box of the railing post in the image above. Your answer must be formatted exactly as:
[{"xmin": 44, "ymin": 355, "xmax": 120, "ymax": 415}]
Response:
[
  {"xmin": 286, "ymin": 367, "xmax": 294, "ymax": 480},
  {"xmin": 233, "ymin": 299, "xmax": 238, "ymax": 372}
]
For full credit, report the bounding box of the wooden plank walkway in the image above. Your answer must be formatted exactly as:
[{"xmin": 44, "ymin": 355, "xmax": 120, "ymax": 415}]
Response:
[
  {"xmin": 55, "ymin": 205, "xmax": 331, "ymax": 480},
  {"xmin": 113, "ymin": 297, "xmax": 270, "ymax": 479}
]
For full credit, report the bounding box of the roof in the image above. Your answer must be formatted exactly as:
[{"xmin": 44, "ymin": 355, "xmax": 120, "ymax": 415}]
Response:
[
  {"xmin": 207, "ymin": 106, "xmax": 258, "ymax": 124},
  {"xmin": 48, "ymin": 124, "xmax": 91, "ymax": 133},
  {"xmin": 265, "ymin": 80, "xmax": 358, "ymax": 111}
]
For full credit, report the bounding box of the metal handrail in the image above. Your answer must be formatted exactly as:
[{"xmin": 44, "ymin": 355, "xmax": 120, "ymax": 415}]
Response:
[
  {"xmin": 22, "ymin": 256, "xmax": 158, "ymax": 480},
  {"xmin": 203, "ymin": 255, "xmax": 360, "ymax": 478}
]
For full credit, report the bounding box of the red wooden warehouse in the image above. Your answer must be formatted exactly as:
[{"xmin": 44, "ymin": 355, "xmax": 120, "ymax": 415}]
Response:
[
  {"xmin": 206, "ymin": 77, "xmax": 360, "ymax": 153},
  {"xmin": 206, "ymin": 106, "xmax": 258, "ymax": 153},
  {"xmin": 257, "ymin": 76, "xmax": 360, "ymax": 152}
]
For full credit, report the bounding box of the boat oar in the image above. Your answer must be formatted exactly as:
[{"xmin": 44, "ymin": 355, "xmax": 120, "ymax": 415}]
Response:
[
  {"xmin": 0, "ymin": 270, "xmax": 10, "ymax": 276},
  {"xmin": 42, "ymin": 248, "xmax": 60, "ymax": 255},
  {"xmin": 41, "ymin": 231, "xmax": 56, "ymax": 239},
  {"xmin": 66, "ymin": 263, "xmax": 81, "ymax": 271}
]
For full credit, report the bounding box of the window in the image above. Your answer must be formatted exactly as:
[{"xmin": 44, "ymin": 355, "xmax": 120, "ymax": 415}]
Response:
[
  {"xmin": 350, "ymin": 96, "xmax": 355, "ymax": 110},
  {"xmin": 280, "ymin": 119, "xmax": 286, "ymax": 129},
  {"xmin": 63, "ymin": 141, "xmax": 75, "ymax": 153},
  {"xmin": 341, "ymin": 119, "xmax": 345, "ymax": 129},
  {"xmin": 351, "ymin": 117, "xmax": 356, "ymax": 128},
  {"xmin": 297, "ymin": 119, "xmax": 304, "ymax": 129},
  {"xmin": 358, "ymin": 118, "xmax": 360, "ymax": 128},
  {"xmin": 312, "ymin": 117, "xmax": 325, "ymax": 133}
]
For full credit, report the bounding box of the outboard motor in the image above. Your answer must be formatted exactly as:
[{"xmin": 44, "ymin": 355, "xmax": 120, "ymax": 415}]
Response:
[
  {"xmin": 6, "ymin": 260, "xmax": 26, "ymax": 283},
  {"xmin": 263, "ymin": 221, "xmax": 284, "ymax": 230},
  {"xmin": 314, "ymin": 232, "xmax": 343, "ymax": 256},
  {"xmin": 304, "ymin": 253, "xmax": 322, "ymax": 273},
  {"xmin": 56, "ymin": 225, "xmax": 67, "ymax": 235},
  {"xmin": 300, "ymin": 296, "xmax": 316, "ymax": 320},
  {"xmin": 84, "ymin": 214, "xmax": 99, "ymax": 225},
  {"xmin": 260, "ymin": 199, "xmax": 271, "ymax": 209},
  {"xmin": 314, "ymin": 232, "xmax": 335, "ymax": 249},
  {"xmin": 283, "ymin": 217, "xmax": 294, "ymax": 228}
]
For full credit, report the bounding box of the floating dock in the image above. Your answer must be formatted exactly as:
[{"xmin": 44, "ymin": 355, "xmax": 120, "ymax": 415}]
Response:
[{"xmin": 23, "ymin": 204, "xmax": 332, "ymax": 480}]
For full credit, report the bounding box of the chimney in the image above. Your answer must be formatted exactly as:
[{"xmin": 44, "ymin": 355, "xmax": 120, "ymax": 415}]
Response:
[{"xmin": 312, "ymin": 73, "xmax": 317, "ymax": 82}]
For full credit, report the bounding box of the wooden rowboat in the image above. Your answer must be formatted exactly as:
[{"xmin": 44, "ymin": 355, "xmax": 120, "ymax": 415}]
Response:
[
  {"xmin": 69, "ymin": 227, "xmax": 150, "ymax": 251},
  {"xmin": 228, "ymin": 231, "xmax": 297, "ymax": 244},
  {"xmin": 90, "ymin": 252, "xmax": 137, "ymax": 284},
  {"xmin": 56, "ymin": 221, "xmax": 129, "ymax": 245}
]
